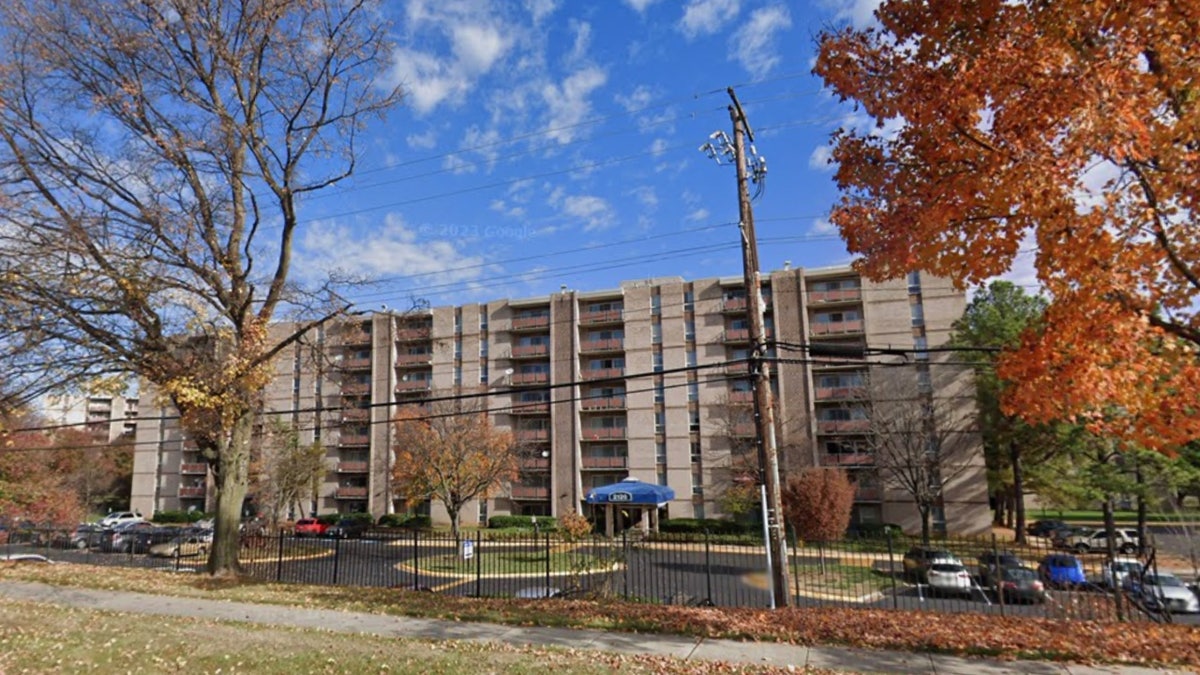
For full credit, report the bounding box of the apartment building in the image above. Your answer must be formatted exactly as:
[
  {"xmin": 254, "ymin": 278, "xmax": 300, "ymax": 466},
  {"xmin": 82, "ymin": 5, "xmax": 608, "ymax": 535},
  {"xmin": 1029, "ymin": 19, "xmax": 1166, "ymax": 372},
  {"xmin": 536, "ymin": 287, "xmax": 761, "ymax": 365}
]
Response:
[
  {"xmin": 42, "ymin": 394, "xmax": 139, "ymax": 443},
  {"xmin": 131, "ymin": 265, "xmax": 990, "ymax": 534}
]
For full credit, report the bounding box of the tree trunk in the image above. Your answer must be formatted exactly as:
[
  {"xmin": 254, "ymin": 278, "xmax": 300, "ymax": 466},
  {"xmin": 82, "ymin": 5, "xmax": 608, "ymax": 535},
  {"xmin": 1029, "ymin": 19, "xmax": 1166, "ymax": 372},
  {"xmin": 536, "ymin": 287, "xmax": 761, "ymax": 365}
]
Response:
[
  {"xmin": 1102, "ymin": 495, "xmax": 1125, "ymax": 621},
  {"xmin": 1011, "ymin": 441, "xmax": 1027, "ymax": 545},
  {"xmin": 994, "ymin": 490, "xmax": 1006, "ymax": 526},
  {"xmin": 1135, "ymin": 461, "xmax": 1147, "ymax": 556},
  {"xmin": 919, "ymin": 505, "xmax": 932, "ymax": 545},
  {"xmin": 448, "ymin": 504, "xmax": 460, "ymax": 543},
  {"xmin": 206, "ymin": 412, "xmax": 254, "ymax": 576}
]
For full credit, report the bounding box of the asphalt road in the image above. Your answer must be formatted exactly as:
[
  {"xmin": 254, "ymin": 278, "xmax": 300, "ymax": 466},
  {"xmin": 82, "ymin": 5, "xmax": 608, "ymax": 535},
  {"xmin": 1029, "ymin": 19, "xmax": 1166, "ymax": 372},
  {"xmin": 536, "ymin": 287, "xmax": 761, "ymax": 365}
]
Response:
[{"xmin": 8, "ymin": 535, "xmax": 1199, "ymax": 626}]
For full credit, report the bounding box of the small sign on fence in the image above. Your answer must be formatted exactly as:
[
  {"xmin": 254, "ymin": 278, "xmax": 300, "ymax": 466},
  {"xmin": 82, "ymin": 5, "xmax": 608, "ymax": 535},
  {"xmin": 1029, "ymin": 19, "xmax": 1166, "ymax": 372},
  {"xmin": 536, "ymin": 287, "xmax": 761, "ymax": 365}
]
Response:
[{"xmin": 461, "ymin": 538, "xmax": 474, "ymax": 560}]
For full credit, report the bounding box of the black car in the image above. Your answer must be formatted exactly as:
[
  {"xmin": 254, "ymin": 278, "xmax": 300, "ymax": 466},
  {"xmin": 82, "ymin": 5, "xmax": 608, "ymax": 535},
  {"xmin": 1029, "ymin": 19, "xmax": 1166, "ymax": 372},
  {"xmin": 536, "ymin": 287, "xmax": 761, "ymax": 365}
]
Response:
[
  {"xmin": 1026, "ymin": 520, "xmax": 1068, "ymax": 538},
  {"xmin": 326, "ymin": 518, "xmax": 371, "ymax": 539},
  {"xmin": 977, "ymin": 550, "xmax": 1028, "ymax": 585}
]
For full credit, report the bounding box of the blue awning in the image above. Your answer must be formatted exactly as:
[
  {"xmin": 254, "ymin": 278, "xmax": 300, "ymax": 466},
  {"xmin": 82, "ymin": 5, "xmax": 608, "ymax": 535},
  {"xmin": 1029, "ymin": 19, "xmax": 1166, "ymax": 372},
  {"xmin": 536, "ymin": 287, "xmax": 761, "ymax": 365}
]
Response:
[{"xmin": 585, "ymin": 478, "xmax": 675, "ymax": 506}]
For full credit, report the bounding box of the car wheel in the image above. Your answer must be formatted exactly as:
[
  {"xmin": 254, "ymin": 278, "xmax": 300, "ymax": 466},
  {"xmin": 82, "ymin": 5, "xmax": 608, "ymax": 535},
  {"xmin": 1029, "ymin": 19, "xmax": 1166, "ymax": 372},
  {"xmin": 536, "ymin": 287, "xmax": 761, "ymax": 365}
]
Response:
[
  {"xmin": 198, "ymin": 546, "xmax": 207, "ymax": 556},
  {"xmin": 1073, "ymin": 543, "xmax": 1089, "ymax": 553},
  {"xmin": 74, "ymin": 539, "xmax": 87, "ymax": 550},
  {"xmin": 1119, "ymin": 543, "xmax": 1136, "ymax": 554}
]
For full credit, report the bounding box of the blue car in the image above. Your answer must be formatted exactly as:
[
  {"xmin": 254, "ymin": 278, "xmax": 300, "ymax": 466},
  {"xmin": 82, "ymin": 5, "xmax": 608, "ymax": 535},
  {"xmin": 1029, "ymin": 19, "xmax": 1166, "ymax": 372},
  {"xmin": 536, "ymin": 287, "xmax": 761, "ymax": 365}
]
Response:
[{"xmin": 1038, "ymin": 554, "xmax": 1086, "ymax": 588}]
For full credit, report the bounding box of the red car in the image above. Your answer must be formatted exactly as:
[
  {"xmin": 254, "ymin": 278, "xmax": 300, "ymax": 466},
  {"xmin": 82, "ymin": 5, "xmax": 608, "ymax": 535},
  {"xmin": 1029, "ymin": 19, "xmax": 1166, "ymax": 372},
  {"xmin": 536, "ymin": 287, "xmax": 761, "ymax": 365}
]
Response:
[{"xmin": 293, "ymin": 518, "xmax": 328, "ymax": 537}]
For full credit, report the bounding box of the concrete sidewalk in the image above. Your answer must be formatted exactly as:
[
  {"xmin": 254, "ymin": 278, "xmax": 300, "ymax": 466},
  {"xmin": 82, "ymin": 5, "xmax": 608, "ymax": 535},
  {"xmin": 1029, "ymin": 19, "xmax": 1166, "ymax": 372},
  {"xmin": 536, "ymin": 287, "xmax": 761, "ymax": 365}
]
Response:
[{"xmin": 0, "ymin": 580, "xmax": 1186, "ymax": 674}]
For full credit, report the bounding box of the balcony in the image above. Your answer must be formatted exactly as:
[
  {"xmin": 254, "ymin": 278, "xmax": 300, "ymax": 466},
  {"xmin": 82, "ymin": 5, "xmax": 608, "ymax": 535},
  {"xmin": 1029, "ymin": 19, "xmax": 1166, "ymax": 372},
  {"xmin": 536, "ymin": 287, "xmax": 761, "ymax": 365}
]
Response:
[
  {"xmin": 817, "ymin": 419, "xmax": 870, "ymax": 434},
  {"xmin": 579, "ymin": 308, "xmax": 623, "ymax": 325},
  {"xmin": 334, "ymin": 486, "xmax": 368, "ymax": 499},
  {"xmin": 814, "ymin": 386, "xmax": 865, "ymax": 401},
  {"xmin": 341, "ymin": 382, "xmax": 371, "ymax": 396},
  {"xmin": 180, "ymin": 463, "xmax": 208, "ymax": 475},
  {"xmin": 339, "ymin": 433, "xmax": 370, "ymax": 446},
  {"xmin": 580, "ymin": 338, "xmax": 623, "ymax": 353},
  {"xmin": 395, "ymin": 379, "xmax": 432, "ymax": 393},
  {"xmin": 723, "ymin": 328, "xmax": 750, "ymax": 343},
  {"xmin": 519, "ymin": 456, "xmax": 550, "ymax": 471},
  {"xmin": 580, "ymin": 396, "xmax": 625, "ymax": 411},
  {"xmin": 395, "ymin": 353, "xmax": 432, "ymax": 367},
  {"xmin": 810, "ymin": 320, "xmax": 864, "ymax": 336},
  {"xmin": 341, "ymin": 408, "xmax": 370, "ymax": 422},
  {"xmin": 730, "ymin": 423, "xmax": 756, "ymax": 437},
  {"xmin": 178, "ymin": 486, "xmax": 206, "ymax": 498},
  {"xmin": 511, "ymin": 371, "xmax": 550, "ymax": 385},
  {"xmin": 511, "ymin": 344, "xmax": 549, "ymax": 358},
  {"xmin": 808, "ymin": 288, "xmax": 862, "ymax": 304},
  {"xmin": 721, "ymin": 297, "xmax": 748, "ymax": 313},
  {"xmin": 394, "ymin": 326, "xmax": 431, "ymax": 342},
  {"xmin": 823, "ymin": 452, "xmax": 874, "ymax": 467},
  {"xmin": 728, "ymin": 390, "xmax": 754, "ymax": 404},
  {"xmin": 582, "ymin": 427, "xmax": 627, "ymax": 441},
  {"xmin": 511, "ymin": 315, "xmax": 550, "ymax": 331},
  {"xmin": 340, "ymin": 357, "xmax": 371, "ymax": 371},
  {"xmin": 581, "ymin": 367, "xmax": 624, "ymax": 381},
  {"xmin": 510, "ymin": 400, "xmax": 550, "ymax": 415},
  {"xmin": 855, "ymin": 485, "xmax": 882, "ymax": 501},
  {"xmin": 582, "ymin": 455, "xmax": 628, "ymax": 470},
  {"xmin": 511, "ymin": 485, "xmax": 550, "ymax": 500},
  {"xmin": 337, "ymin": 461, "xmax": 369, "ymax": 473},
  {"xmin": 339, "ymin": 329, "xmax": 372, "ymax": 346},
  {"xmin": 515, "ymin": 429, "xmax": 550, "ymax": 442}
]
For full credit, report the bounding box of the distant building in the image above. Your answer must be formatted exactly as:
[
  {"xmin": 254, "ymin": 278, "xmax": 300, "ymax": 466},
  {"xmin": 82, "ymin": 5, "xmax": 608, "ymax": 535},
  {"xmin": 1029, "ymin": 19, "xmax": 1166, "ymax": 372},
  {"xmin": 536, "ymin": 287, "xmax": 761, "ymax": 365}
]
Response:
[
  {"xmin": 131, "ymin": 265, "xmax": 990, "ymax": 534},
  {"xmin": 42, "ymin": 394, "xmax": 139, "ymax": 443}
]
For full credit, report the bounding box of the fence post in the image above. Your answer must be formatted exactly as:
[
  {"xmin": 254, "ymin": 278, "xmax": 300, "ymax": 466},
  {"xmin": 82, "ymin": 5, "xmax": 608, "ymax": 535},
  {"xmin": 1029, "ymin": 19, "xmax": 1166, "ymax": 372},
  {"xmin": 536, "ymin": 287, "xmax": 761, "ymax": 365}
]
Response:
[
  {"xmin": 704, "ymin": 529, "xmax": 713, "ymax": 604},
  {"xmin": 544, "ymin": 530, "xmax": 551, "ymax": 596},
  {"xmin": 332, "ymin": 537, "xmax": 341, "ymax": 585},
  {"xmin": 275, "ymin": 531, "xmax": 285, "ymax": 582},
  {"xmin": 886, "ymin": 529, "xmax": 898, "ymax": 610},
  {"xmin": 622, "ymin": 528, "xmax": 629, "ymax": 601},
  {"xmin": 992, "ymin": 533, "xmax": 1004, "ymax": 617},
  {"xmin": 474, "ymin": 531, "xmax": 482, "ymax": 597},
  {"xmin": 412, "ymin": 528, "xmax": 420, "ymax": 591}
]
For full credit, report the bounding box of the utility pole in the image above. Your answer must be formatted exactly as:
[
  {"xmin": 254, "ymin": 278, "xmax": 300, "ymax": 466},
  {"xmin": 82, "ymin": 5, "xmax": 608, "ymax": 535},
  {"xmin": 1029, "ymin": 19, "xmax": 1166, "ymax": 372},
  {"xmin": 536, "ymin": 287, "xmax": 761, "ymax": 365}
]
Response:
[{"xmin": 703, "ymin": 87, "xmax": 789, "ymax": 607}]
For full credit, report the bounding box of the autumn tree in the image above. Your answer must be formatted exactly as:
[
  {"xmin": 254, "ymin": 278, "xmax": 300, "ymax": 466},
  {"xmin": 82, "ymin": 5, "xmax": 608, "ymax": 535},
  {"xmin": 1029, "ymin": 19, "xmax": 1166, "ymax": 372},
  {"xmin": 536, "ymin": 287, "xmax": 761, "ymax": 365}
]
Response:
[
  {"xmin": 251, "ymin": 420, "xmax": 328, "ymax": 528},
  {"xmin": 0, "ymin": 1, "xmax": 401, "ymax": 574},
  {"xmin": 391, "ymin": 398, "xmax": 521, "ymax": 540},
  {"xmin": 0, "ymin": 410, "xmax": 86, "ymax": 526},
  {"xmin": 781, "ymin": 467, "xmax": 856, "ymax": 543},
  {"xmin": 815, "ymin": 2, "xmax": 1200, "ymax": 449},
  {"xmin": 50, "ymin": 428, "xmax": 135, "ymax": 517}
]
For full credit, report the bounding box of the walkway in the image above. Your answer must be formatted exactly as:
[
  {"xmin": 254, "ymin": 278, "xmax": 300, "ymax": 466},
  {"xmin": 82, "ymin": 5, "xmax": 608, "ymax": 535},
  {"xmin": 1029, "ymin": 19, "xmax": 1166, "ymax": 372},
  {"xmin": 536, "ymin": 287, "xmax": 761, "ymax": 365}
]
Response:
[{"xmin": 0, "ymin": 580, "xmax": 1187, "ymax": 674}]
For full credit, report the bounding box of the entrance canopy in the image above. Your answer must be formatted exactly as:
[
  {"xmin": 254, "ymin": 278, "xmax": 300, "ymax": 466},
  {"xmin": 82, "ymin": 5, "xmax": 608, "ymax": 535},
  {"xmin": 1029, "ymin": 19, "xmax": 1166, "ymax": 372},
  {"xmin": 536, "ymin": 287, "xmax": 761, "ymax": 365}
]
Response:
[{"xmin": 585, "ymin": 478, "xmax": 675, "ymax": 506}]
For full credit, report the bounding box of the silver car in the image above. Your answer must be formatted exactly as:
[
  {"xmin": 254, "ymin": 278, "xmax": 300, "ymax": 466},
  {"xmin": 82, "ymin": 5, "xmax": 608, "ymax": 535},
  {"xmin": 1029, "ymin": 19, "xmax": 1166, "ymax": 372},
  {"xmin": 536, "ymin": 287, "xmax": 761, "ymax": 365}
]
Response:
[{"xmin": 1124, "ymin": 573, "xmax": 1200, "ymax": 614}]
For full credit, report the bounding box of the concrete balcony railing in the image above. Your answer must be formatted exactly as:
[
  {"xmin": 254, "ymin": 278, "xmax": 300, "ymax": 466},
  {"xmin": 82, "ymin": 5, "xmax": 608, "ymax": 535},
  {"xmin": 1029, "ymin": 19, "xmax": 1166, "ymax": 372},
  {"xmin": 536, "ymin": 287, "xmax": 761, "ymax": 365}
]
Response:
[
  {"xmin": 510, "ymin": 485, "xmax": 550, "ymax": 499},
  {"xmin": 510, "ymin": 401, "xmax": 550, "ymax": 415},
  {"xmin": 817, "ymin": 419, "xmax": 870, "ymax": 434},
  {"xmin": 511, "ymin": 315, "xmax": 550, "ymax": 330},
  {"xmin": 394, "ymin": 327, "xmax": 431, "ymax": 342},
  {"xmin": 722, "ymin": 297, "xmax": 748, "ymax": 312},
  {"xmin": 579, "ymin": 338, "xmax": 623, "ymax": 353},
  {"xmin": 580, "ymin": 396, "xmax": 625, "ymax": 411},
  {"xmin": 341, "ymin": 383, "xmax": 371, "ymax": 396},
  {"xmin": 519, "ymin": 457, "xmax": 550, "ymax": 471},
  {"xmin": 395, "ymin": 353, "xmax": 432, "ymax": 366},
  {"xmin": 723, "ymin": 328, "xmax": 750, "ymax": 343},
  {"xmin": 810, "ymin": 320, "xmax": 865, "ymax": 336},
  {"xmin": 581, "ymin": 367, "xmax": 624, "ymax": 381},
  {"xmin": 339, "ymin": 330, "xmax": 372, "ymax": 346},
  {"xmin": 511, "ymin": 371, "xmax": 550, "ymax": 385},
  {"xmin": 395, "ymin": 379, "xmax": 432, "ymax": 392},
  {"xmin": 334, "ymin": 486, "xmax": 368, "ymax": 499},
  {"xmin": 582, "ymin": 455, "xmax": 628, "ymax": 470},
  {"xmin": 728, "ymin": 391, "xmax": 754, "ymax": 404},
  {"xmin": 180, "ymin": 463, "xmax": 208, "ymax": 475},
  {"xmin": 730, "ymin": 423, "xmax": 756, "ymax": 437},
  {"xmin": 813, "ymin": 386, "xmax": 865, "ymax": 401},
  {"xmin": 511, "ymin": 344, "xmax": 550, "ymax": 358},
  {"xmin": 855, "ymin": 485, "xmax": 882, "ymax": 501},
  {"xmin": 822, "ymin": 452, "xmax": 874, "ymax": 467},
  {"xmin": 515, "ymin": 429, "xmax": 550, "ymax": 442},
  {"xmin": 808, "ymin": 288, "xmax": 862, "ymax": 304},
  {"xmin": 340, "ymin": 357, "xmax": 371, "ymax": 370},
  {"xmin": 339, "ymin": 433, "xmax": 370, "ymax": 446},
  {"xmin": 178, "ymin": 486, "xmax": 206, "ymax": 498},
  {"xmin": 582, "ymin": 426, "xmax": 626, "ymax": 441},
  {"xmin": 337, "ymin": 461, "xmax": 369, "ymax": 473},
  {"xmin": 341, "ymin": 408, "xmax": 370, "ymax": 422},
  {"xmin": 579, "ymin": 309, "xmax": 623, "ymax": 325}
]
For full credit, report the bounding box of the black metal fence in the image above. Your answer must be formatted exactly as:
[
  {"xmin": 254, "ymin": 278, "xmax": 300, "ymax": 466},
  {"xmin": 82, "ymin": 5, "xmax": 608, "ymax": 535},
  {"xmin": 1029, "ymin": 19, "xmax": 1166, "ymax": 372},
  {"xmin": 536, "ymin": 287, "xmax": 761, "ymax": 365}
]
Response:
[{"xmin": 4, "ymin": 526, "xmax": 1196, "ymax": 624}]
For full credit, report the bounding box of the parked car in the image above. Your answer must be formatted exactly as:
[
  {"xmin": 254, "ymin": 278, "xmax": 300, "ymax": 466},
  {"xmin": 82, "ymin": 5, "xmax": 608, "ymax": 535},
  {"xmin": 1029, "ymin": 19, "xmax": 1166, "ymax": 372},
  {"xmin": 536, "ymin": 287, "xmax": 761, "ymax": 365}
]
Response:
[
  {"xmin": 293, "ymin": 518, "xmax": 329, "ymax": 538},
  {"xmin": 1065, "ymin": 528, "xmax": 1139, "ymax": 554},
  {"xmin": 1038, "ymin": 554, "xmax": 1086, "ymax": 588},
  {"xmin": 925, "ymin": 563, "xmax": 974, "ymax": 596},
  {"xmin": 1123, "ymin": 573, "xmax": 1200, "ymax": 614},
  {"xmin": 1026, "ymin": 520, "xmax": 1068, "ymax": 538},
  {"xmin": 1087, "ymin": 556, "xmax": 1143, "ymax": 589},
  {"xmin": 902, "ymin": 547, "xmax": 962, "ymax": 582},
  {"xmin": 98, "ymin": 511, "xmax": 143, "ymax": 528},
  {"xmin": 976, "ymin": 550, "xmax": 1027, "ymax": 586},
  {"xmin": 1048, "ymin": 525, "xmax": 1088, "ymax": 549},
  {"xmin": 69, "ymin": 524, "xmax": 105, "ymax": 550},
  {"xmin": 990, "ymin": 566, "xmax": 1047, "ymax": 604},
  {"xmin": 149, "ymin": 534, "xmax": 210, "ymax": 558},
  {"xmin": 326, "ymin": 518, "xmax": 371, "ymax": 539},
  {"xmin": 101, "ymin": 521, "xmax": 160, "ymax": 553}
]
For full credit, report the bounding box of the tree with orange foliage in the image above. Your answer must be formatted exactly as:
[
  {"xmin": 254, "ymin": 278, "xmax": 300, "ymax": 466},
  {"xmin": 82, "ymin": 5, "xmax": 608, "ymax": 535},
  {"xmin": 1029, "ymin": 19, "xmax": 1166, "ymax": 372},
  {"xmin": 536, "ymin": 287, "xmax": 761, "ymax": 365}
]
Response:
[
  {"xmin": 782, "ymin": 467, "xmax": 856, "ymax": 544},
  {"xmin": 0, "ymin": 410, "xmax": 86, "ymax": 527},
  {"xmin": 391, "ymin": 398, "xmax": 521, "ymax": 540},
  {"xmin": 815, "ymin": 2, "xmax": 1200, "ymax": 449}
]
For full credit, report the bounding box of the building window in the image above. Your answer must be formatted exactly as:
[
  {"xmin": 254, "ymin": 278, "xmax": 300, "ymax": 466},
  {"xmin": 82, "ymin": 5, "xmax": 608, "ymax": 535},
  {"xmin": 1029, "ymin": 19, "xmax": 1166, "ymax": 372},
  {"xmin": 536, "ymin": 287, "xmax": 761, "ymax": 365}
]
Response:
[
  {"xmin": 914, "ymin": 335, "xmax": 929, "ymax": 361},
  {"xmin": 691, "ymin": 468, "xmax": 703, "ymax": 496},
  {"xmin": 686, "ymin": 349, "xmax": 696, "ymax": 367},
  {"xmin": 651, "ymin": 294, "xmax": 661, "ymax": 315},
  {"xmin": 910, "ymin": 303, "xmax": 925, "ymax": 328},
  {"xmin": 690, "ymin": 439, "xmax": 701, "ymax": 463},
  {"xmin": 651, "ymin": 323, "xmax": 662, "ymax": 344},
  {"xmin": 654, "ymin": 382, "xmax": 665, "ymax": 403},
  {"xmin": 454, "ymin": 366, "xmax": 462, "ymax": 385},
  {"xmin": 683, "ymin": 290, "xmax": 694, "ymax": 311},
  {"xmin": 694, "ymin": 502, "xmax": 705, "ymax": 519},
  {"xmin": 907, "ymin": 270, "xmax": 922, "ymax": 294},
  {"xmin": 653, "ymin": 353, "xmax": 663, "ymax": 372},
  {"xmin": 658, "ymin": 468, "xmax": 668, "ymax": 486},
  {"xmin": 655, "ymin": 411, "xmax": 665, "ymax": 433},
  {"xmin": 687, "ymin": 381, "xmax": 699, "ymax": 401},
  {"xmin": 656, "ymin": 441, "xmax": 667, "ymax": 463},
  {"xmin": 685, "ymin": 320, "xmax": 695, "ymax": 341},
  {"xmin": 689, "ymin": 409, "xmax": 700, "ymax": 432}
]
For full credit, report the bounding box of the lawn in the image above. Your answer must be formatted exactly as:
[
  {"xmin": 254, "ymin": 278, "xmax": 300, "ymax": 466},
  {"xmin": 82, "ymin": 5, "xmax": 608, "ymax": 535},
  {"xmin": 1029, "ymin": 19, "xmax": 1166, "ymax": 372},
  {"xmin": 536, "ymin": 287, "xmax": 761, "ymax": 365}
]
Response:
[{"xmin": 791, "ymin": 563, "xmax": 891, "ymax": 598}]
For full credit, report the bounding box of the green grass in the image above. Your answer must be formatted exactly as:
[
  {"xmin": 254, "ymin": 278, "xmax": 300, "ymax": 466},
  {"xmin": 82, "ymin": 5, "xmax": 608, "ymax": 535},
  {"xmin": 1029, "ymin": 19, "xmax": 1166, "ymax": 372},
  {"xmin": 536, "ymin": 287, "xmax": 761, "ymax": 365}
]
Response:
[
  {"xmin": 412, "ymin": 548, "xmax": 613, "ymax": 575},
  {"xmin": 791, "ymin": 563, "xmax": 892, "ymax": 596}
]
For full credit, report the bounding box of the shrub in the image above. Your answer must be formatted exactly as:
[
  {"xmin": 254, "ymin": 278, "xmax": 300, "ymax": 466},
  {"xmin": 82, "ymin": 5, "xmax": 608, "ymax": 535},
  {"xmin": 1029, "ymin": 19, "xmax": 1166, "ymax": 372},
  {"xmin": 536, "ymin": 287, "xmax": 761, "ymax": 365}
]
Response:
[
  {"xmin": 659, "ymin": 518, "xmax": 745, "ymax": 535},
  {"xmin": 782, "ymin": 467, "xmax": 856, "ymax": 543},
  {"xmin": 487, "ymin": 515, "xmax": 558, "ymax": 531},
  {"xmin": 377, "ymin": 513, "xmax": 408, "ymax": 527},
  {"xmin": 153, "ymin": 510, "xmax": 206, "ymax": 524},
  {"xmin": 316, "ymin": 513, "xmax": 341, "ymax": 526},
  {"xmin": 338, "ymin": 512, "xmax": 373, "ymax": 524}
]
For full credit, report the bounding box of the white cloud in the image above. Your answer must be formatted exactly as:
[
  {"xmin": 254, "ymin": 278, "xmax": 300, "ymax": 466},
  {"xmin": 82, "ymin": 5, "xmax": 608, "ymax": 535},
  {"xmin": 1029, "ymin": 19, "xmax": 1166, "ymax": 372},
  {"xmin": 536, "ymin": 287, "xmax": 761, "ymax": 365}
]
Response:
[
  {"xmin": 808, "ymin": 144, "xmax": 833, "ymax": 171},
  {"xmin": 685, "ymin": 207, "xmax": 709, "ymax": 222},
  {"xmin": 489, "ymin": 199, "xmax": 527, "ymax": 218},
  {"xmin": 615, "ymin": 85, "xmax": 676, "ymax": 135},
  {"xmin": 820, "ymin": 0, "xmax": 881, "ymax": 29},
  {"xmin": 541, "ymin": 66, "xmax": 608, "ymax": 143},
  {"xmin": 678, "ymin": 0, "xmax": 740, "ymax": 39},
  {"xmin": 524, "ymin": 0, "xmax": 559, "ymax": 23},
  {"xmin": 451, "ymin": 24, "xmax": 511, "ymax": 74},
  {"xmin": 567, "ymin": 20, "xmax": 592, "ymax": 66},
  {"xmin": 558, "ymin": 194, "xmax": 615, "ymax": 232},
  {"xmin": 406, "ymin": 129, "xmax": 438, "ymax": 150},
  {"xmin": 809, "ymin": 217, "xmax": 838, "ymax": 237},
  {"xmin": 629, "ymin": 185, "xmax": 658, "ymax": 209},
  {"xmin": 729, "ymin": 5, "xmax": 791, "ymax": 78},
  {"xmin": 625, "ymin": 0, "xmax": 661, "ymax": 12},
  {"xmin": 649, "ymin": 138, "xmax": 669, "ymax": 156},
  {"xmin": 296, "ymin": 213, "xmax": 484, "ymax": 283}
]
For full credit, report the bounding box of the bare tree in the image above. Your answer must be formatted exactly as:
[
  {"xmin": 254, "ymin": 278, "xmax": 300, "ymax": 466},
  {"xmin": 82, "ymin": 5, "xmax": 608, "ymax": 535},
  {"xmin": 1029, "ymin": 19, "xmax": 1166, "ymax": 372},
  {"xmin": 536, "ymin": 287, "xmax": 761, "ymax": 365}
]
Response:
[
  {"xmin": 0, "ymin": 1, "xmax": 402, "ymax": 574},
  {"xmin": 251, "ymin": 420, "xmax": 328, "ymax": 529},
  {"xmin": 861, "ymin": 364, "xmax": 982, "ymax": 544},
  {"xmin": 391, "ymin": 395, "xmax": 522, "ymax": 540}
]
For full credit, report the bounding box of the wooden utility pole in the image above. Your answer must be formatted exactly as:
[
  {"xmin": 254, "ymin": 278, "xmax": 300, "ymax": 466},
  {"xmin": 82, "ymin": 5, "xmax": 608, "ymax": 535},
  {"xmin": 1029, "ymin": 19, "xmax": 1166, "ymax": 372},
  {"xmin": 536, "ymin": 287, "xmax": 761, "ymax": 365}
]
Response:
[{"xmin": 728, "ymin": 87, "xmax": 790, "ymax": 607}]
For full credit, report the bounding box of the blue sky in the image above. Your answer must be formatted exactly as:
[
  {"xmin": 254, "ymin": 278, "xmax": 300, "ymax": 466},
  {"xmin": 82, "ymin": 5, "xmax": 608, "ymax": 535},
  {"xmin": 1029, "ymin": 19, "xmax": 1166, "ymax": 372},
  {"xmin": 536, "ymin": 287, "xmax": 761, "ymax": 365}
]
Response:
[{"xmin": 291, "ymin": 0, "xmax": 915, "ymax": 312}]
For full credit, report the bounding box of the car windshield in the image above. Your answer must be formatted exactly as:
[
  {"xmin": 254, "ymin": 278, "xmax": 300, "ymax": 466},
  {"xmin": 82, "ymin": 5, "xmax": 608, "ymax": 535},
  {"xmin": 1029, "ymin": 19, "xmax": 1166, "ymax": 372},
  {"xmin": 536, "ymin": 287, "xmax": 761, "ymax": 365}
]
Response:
[
  {"xmin": 1111, "ymin": 561, "xmax": 1142, "ymax": 573},
  {"xmin": 1047, "ymin": 556, "xmax": 1077, "ymax": 566},
  {"xmin": 1145, "ymin": 575, "xmax": 1183, "ymax": 587},
  {"xmin": 930, "ymin": 564, "xmax": 964, "ymax": 572},
  {"xmin": 1004, "ymin": 568, "xmax": 1036, "ymax": 580}
]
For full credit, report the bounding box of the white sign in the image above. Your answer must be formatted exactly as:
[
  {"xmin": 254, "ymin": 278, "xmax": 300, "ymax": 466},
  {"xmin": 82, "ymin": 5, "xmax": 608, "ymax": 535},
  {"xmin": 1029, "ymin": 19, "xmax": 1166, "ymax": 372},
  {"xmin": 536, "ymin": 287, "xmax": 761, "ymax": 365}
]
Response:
[
  {"xmin": 608, "ymin": 491, "xmax": 633, "ymax": 503},
  {"xmin": 461, "ymin": 539, "xmax": 474, "ymax": 560}
]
